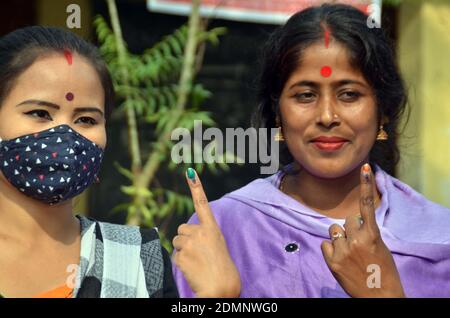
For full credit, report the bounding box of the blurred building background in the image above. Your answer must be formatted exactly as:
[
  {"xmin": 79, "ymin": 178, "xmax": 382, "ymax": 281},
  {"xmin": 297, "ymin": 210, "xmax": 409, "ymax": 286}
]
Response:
[{"xmin": 0, "ymin": 0, "xmax": 449, "ymax": 230}]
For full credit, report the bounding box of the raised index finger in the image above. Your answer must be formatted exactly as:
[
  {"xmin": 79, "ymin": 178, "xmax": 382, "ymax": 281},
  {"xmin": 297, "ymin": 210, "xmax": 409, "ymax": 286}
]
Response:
[
  {"xmin": 359, "ymin": 163, "xmax": 378, "ymax": 233},
  {"xmin": 186, "ymin": 168, "xmax": 217, "ymax": 226}
]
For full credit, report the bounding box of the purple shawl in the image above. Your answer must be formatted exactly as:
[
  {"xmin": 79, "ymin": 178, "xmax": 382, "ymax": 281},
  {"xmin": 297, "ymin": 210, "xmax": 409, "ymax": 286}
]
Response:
[{"xmin": 173, "ymin": 168, "xmax": 450, "ymax": 297}]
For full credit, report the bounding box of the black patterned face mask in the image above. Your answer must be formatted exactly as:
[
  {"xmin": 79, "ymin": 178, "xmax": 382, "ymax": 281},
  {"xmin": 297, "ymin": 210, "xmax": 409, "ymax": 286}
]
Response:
[{"xmin": 0, "ymin": 125, "xmax": 104, "ymax": 205}]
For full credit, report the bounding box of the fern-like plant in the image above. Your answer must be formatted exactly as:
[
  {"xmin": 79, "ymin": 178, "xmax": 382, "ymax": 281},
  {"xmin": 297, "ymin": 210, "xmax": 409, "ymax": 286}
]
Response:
[{"xmin": 95, "ymin": 0, "xmax": 233, "ymax": 251}]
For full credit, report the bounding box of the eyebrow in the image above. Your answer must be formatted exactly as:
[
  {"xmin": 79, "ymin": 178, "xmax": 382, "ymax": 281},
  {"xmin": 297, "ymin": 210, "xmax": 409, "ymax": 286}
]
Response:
[
  {"xmin": 73, "ymin": 107, "xmax": 104, "ymax": 117},
  {"xmin": 17, "ymin": 99, "xmax": 59, "ymax": 109},
  {"xmin": 288, "ymin": 79, "xmax": 367, "ymax": 90},
  {"xmin": 16, "ymin": 99, "xmax": 104, "ymax": 117}
]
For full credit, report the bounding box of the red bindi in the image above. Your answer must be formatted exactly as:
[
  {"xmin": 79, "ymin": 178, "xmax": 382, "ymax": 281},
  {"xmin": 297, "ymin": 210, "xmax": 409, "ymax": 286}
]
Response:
[
  {"xmin": 320, "ymin": 66, "xmax": 332, "ymax": 78},
  {"xmin": 65, "ymin": 92, "xmax": 74, "ymax": 101},
  {"xmin": 63, "ymin": 49, "xmax": 73, "ymax": 65}
]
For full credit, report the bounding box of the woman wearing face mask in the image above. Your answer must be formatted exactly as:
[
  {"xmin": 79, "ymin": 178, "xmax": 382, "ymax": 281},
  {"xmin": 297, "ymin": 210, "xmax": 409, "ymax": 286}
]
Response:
[
  {"xmin": 0, "ymin": 26, "xmax": 181, "ymax": 298},
  {"xmin": 172, "ymin": 4, "xmax": 450, "ymax": 298}
]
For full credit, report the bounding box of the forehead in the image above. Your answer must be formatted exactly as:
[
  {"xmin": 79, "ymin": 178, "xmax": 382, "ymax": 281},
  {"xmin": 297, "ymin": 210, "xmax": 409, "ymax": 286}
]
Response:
[
  {"xmin": 285, "ymin": 41, "xmax": 366, "ymax": 83},
  {"xmin": 20, "ymin": 52, "xmax": 102, "ymax": 88},
  {"xmin": 10, "ymin": 52, "xmax": 104, "ymax": 107}
]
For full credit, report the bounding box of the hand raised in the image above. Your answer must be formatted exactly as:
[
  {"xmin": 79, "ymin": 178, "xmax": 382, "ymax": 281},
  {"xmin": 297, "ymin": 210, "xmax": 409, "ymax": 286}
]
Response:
[
  {"xmin": 173, "ymin": 168, "xmax": 241, "ymax": 298},
  {"xmin": 320, "ymin": 164, "xmax": 405, "ymax": 298}
]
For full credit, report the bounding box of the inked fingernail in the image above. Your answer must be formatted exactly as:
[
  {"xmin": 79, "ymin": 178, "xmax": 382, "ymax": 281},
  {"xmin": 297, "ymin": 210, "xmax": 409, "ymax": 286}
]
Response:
[
  {"xmin": 187, "ymin": 168, "xmax": 196, "ymax": 184},
  {"xmin": 362, "ymin": 163, "xmax": 371, "ymax": 181}
]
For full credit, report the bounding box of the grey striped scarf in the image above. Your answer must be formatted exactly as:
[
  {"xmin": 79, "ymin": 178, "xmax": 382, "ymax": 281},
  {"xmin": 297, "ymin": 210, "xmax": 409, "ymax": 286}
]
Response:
[{"xmin": 73, "ymin": 215, "xmax": 165, "ymax": 298}]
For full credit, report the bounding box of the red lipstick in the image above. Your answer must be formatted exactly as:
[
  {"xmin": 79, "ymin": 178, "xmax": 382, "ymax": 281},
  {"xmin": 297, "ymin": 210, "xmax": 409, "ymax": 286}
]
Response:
[{"xmin": 311, "ymin": 136, "xmax": 349, "ymax": 152}]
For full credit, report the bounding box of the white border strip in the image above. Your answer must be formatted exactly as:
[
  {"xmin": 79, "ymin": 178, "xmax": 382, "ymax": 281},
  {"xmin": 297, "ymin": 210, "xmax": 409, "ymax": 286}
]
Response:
[
  {"xmin": 147, "ymin": 0, "xmax": 381, "ymax": 25},
  {"xmin": 147, "ymin": 0, "xmax": 300, "ymax": 24}
]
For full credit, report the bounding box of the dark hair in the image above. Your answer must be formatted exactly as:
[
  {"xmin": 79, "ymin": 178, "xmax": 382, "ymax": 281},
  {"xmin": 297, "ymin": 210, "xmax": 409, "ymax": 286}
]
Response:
[
  {"xmin": 0, "ymin": 26, "xmax": 115, "ymax": 120},
  {"xmin": 254, "ymin": 4, "xmax": 407, "ymax": 176}
]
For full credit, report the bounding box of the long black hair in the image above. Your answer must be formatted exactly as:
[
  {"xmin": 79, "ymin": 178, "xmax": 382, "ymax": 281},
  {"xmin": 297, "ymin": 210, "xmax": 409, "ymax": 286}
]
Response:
[
  {"xmin": 0, "ymin": 26, "xmax": 115, "ymax": 119},
  {"xmin": 253, "ymin": 3, "xmax": 407, "ymax": 176}
]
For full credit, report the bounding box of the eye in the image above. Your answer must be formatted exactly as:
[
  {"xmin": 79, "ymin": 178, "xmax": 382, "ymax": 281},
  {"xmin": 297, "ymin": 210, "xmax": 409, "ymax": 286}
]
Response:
[
  {"xmin": 24, "ymin": 109, "xmax": 52, "ymax": 120},
  {"xmin": 293, "ymin": 92, "xmax": 316, "ymax": 103},
  {"xmin": 75, "ymin": 117, "xmax": 97, "ymax": 125},
  {"xmin": 339, "ymin": 91, "xmax": 361, "ymax": 102}
]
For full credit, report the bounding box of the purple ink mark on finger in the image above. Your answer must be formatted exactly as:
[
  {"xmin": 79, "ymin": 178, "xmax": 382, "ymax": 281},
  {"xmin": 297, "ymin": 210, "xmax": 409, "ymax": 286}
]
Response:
[
  {"xmin": 63, "ymin": 49, "xmax": 73, "ymax": 65},
  {"xmin": 65, "ymin": 92, "xmax": 74, "ymax": 101}
]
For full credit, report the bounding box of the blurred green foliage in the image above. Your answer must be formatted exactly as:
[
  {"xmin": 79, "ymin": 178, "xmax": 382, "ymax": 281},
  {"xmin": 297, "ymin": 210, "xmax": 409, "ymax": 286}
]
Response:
[{"xmin": 94, "ymin": 1, "xmax": 233, "ymax": 251}]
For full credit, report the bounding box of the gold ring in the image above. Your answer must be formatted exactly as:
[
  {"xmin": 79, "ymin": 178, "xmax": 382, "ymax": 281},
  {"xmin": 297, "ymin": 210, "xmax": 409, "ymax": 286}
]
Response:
[{"xmin": 331, "ymin": 231, "xmax": 345, "ymax": 241}]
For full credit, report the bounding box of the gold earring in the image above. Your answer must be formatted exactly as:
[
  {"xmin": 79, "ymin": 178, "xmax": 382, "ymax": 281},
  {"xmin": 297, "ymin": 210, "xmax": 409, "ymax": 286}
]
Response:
[
  {"xmin": 274, "ymin": 117, "xmax": 285, "ymax": 141},
  {"xmin": 376, "ymin": 124, "xmax": 388, "ymax": 140}
]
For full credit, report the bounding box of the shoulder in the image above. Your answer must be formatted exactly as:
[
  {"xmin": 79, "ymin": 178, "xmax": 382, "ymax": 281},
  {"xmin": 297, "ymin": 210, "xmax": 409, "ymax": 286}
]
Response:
[
  {"xmin": 77, "ymin": 215, "xmax": 160, "ymax": 245},
  {"xmin": 381, "ymin": 172, "xmax": 450, "ymax": 243},
  {"xmin": 76, "ymin": 215, "xmax": 176, "ymax": 297},
  {"xmin": 385, "ymin": 172, "xmax": 450, "ymax": 216}
]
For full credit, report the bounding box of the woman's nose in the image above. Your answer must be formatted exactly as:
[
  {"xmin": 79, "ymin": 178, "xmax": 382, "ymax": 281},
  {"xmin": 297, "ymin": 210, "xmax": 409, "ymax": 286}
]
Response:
[
  {"xmin": 53, "ymin": 119, "xmax": 77, "ymax": 131},
  {"xmin": 316, "ymin": 97, "xmax": 340, "ymax": 128}
]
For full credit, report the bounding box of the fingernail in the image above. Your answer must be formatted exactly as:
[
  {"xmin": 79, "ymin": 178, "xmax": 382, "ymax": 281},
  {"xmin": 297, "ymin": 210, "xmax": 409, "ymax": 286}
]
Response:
[
  {"xmin": 362, "ymin": 163, "xmax": 371, "ymax": 181},
  {"xmin": 187, "ymin": 168, "xmax": 196, "ymax": 183}
]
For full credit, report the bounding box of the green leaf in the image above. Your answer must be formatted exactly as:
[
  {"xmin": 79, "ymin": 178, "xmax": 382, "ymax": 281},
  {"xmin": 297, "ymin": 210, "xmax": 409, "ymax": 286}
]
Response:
[
  {"xmin": 191, "ymin": 84, "xmax": 212, "ymax": 109},
  {"xmin": 120, "ymin": 185, "xmax": 153, "ymax": 199},
  {"xmin": 111, "ymin": 202, "xmax": 130, "ymax": 214},
  {"xmin": 113, "ymin": 161, "xmax": 134, "ymax": 181},
  {"xmin": 140, "ymin": 204, "xmax": 154, "ymax": 226}
]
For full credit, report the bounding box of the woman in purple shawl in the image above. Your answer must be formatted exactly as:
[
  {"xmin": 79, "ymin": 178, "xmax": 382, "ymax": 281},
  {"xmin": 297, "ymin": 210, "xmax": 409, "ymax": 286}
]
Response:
[{"xmin": 172, "ymin": 3, "xmax": 450, "ymax": 298}]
